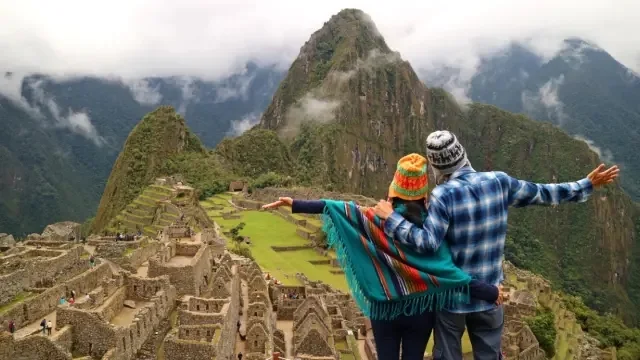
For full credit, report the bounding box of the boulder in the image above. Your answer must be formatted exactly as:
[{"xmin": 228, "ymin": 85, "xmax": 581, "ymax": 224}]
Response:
[
  {"xmin": 0, "ymin": 233, "xmax": 16, "ymax": 248},
  {"xmin": 41, "ymin": 221, "xmax": 81, "ymax": 241}
]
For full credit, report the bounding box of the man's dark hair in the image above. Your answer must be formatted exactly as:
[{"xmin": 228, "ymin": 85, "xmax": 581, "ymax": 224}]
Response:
[{"xmin": 390, "ymin": 198, "xmax": 427, "ymax": 226}]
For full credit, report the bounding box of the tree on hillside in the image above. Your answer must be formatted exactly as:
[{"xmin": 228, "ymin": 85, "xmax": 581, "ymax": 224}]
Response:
[{"xmin": 229, "ymin": 222, "xmax": 246, "ymax": 244}]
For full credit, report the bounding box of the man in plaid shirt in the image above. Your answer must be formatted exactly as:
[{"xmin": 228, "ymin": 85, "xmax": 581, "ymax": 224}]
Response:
[{"xmin": 374, "ymin": 130, "xmax": 619, "ymax": 360}]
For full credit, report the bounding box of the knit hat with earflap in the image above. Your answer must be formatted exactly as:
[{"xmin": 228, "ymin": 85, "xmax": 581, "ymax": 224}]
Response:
[
  {"xmin": 425, "ymin": 131, "xmax": 468, "ymax": 177},
  {"xmin": 388, "ymin": 153, "xmax": 429, "ymax": 200}
]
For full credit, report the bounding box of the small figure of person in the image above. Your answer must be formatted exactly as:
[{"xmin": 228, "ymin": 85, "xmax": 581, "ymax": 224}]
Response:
[
  {"xmin": 237, "ymin": 352, "xmax": 243, "ymax": 360},
  {"xmin": 9, "ymin": 320, "xmax": 16, "ymax": 334},
  {"xmin": 89, "ymin": 255, "xmax": 95, "ymax": 268},
  {"xmin": 40, "ymin": 319, "xmax": 46, "ymax": 334},
  {"xmin": 46, "ymin": 320, "xmax": 53, "ymax": 335}
]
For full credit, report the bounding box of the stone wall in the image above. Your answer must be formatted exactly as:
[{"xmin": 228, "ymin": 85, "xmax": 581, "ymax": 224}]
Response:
[
  {"xmin": 116, "ymin": 241, "xmax": 162, "ymax": 272},
  {"xmin": 57, "ymin": 286, "xmax": 176, "ymax": 360},
  {"xmin": 163, "ymin": 329, "xmax": 217, "ymax": 359},
  {"xmin": 177, "ymin": 324, "xmax": 221, "ymax": 342},
  {"xmin": 148, "ymin": 244, "xmax": 212, "ymax": 296},
  {"xmin": 0, "ymin": 331, "xmax": 73, "ymax": 360},
  {"xmin": 0, "ymin": 245, "xmax": 84, "ymax": 290},
  {"xmin": 175, "ymin": 242, "xmax": 200, "ymax": 256},
  {"xmin": 188, "ymin": 297, "xmax": 228, "ymax": 313},
  {"xmin": 0, "ymin": 268, "xmax": 28, "ymax": 304},
  {"xmin": 125, "ymin": 273, "xmax": 173, "ymax": 300},
  {"xmin": 0, "ymin": 261, "xmax": 113, "ymax": 330},
  {"xmin": 56, "ymin": 306, "xmax": 118, "ymax": 358}
]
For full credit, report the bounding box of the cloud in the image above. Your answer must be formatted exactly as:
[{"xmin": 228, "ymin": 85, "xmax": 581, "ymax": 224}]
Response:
[
  {"xmin": 27, "ymin": 79, "xmax": 105, "ymax": 146},
  {"xmin": 214, "ymin": 71, "xmax": 256, "ymax": 103},
  {"xmin": 125, "ymin": 79, "xmax": 163, "ymax": 106},
  {"xmin": 521, "ymin": 75, "xmax": 569, "ymax": 126},
  {"xmin": 281, "ymin": 93, "xmax": 341, "ymax": 137},
  {"xmin": 228, "ymin": 112, "xmax": 261, "ymax": 136},
  {"xmin": 1, "ymin": 0, "xmax": 638, "ymax": 84},
  {"xmin": 327, "ymin": 49, "xmax": 402, "ymax": 85},
  {"xmin": 573, "ymin": 135, "xmax": 614, "ymax": 162}
]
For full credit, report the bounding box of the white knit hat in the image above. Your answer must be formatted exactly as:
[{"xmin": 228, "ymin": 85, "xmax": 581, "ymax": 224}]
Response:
[{"xmin": 425, "ymin": 131, "xmax": 468, "ymax": 176}]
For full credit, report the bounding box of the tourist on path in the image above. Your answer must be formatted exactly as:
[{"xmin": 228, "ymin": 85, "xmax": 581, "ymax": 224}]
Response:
[
  {"xmin": 8, "ymin": 320, "xmax": 15, "ymax": 334},
  {"xmin": 40, "ymin": 319, "xmax": 46, "ymax": 334},
  {"xmin": 46, "ymin": 320, "xmax": 52, "ymax": 335},
  {"xmin": 262, "ymin": 154, "xmax": 502, "ymax": 360},
  {"xmin": 371, "ymin": 131, "xmax": 620, "ymax": 360}
]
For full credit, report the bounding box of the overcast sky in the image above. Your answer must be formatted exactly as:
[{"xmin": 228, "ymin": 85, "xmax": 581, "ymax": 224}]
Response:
[{"xmin": 1, "ymin": 0, "xmax": 639, "ymax": 80}]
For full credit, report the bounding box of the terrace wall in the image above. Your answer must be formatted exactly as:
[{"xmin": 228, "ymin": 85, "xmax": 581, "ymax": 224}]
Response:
[{"xmin": 0, "ymin": 262, "xmax": 112, "ymax": 329}]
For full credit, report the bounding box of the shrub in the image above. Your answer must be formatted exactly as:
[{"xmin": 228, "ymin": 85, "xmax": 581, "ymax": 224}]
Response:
[
  {"xmin": 229, "ymin": 244, "xmax": 254, "ymax": 260},
  {"xmin": 526, "ymin": 307, "xmax": 556, "ymax": 358}
]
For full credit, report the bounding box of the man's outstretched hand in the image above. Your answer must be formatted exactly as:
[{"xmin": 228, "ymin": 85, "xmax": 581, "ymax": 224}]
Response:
[
  {"xmin": 587, "ymin": 164, "xmax": 620, "ymax": 188},
  {"xmin": 261, "ymin": 197, "xmax": 293, "ymax": 210}
]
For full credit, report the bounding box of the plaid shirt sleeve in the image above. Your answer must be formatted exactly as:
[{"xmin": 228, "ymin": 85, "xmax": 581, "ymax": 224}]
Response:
[
  {"xmin": 382, "ymin": 194, "xmax": 449, "ymax": 253},
  {"xmin": 501, "ymin": 173, "xmax": 594, "ymax": 207}
]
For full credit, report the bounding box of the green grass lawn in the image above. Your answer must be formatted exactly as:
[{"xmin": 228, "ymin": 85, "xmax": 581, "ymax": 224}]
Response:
[{"xmin": 208, "ymin": 204, "xmax": 347, "ymax": 291}]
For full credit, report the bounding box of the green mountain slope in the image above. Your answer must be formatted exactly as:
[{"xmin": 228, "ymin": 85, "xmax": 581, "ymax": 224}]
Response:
[
  {"xmin": 91, "ymin": 106, "xmax": 207, "ymax": 232},
  {"xmin": 0, "ymin": 66, "xmax": 283, "ymax": 235},
  {"xmin": 423, "ymin": 39, "xmax": 640, "ymax": 200},
  {"xmin": 244, "ymin": 8, "xmax": 640, "ymax": 323}
]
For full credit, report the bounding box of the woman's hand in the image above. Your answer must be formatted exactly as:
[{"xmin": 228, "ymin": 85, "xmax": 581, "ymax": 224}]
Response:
[
  {"xmin": 261, "ymin": 197, "xmax": 293, "ymax": 210},
  {"xmin": 496, "ymin": 285, "xmax": 509, "ymax": 305}
]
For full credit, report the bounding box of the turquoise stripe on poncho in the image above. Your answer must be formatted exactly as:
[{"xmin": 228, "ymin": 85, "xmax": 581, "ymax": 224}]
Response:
[{"xmin": 321, "ymin": 199, "xmax": 471, "ymax": 320}]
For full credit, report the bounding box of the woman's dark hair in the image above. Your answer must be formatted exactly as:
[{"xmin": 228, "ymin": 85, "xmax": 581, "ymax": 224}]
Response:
[{"xmin": 391, "ymin": 198, "xmax": 427, "ymax": 226}]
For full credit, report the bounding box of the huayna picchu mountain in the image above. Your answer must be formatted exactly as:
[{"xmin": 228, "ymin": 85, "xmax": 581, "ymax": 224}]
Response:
[{"xmin": 90, "ymin": 8, "xmax": 639, "ymax": 329}]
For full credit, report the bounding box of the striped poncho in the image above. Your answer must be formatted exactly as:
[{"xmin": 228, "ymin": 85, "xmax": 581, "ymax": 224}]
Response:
[{"xmin": 321, "ymin": 199, "xmax": 471, "ymax": 320}]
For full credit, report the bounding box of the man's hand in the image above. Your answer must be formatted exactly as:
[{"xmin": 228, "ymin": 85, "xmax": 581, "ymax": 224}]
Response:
[
  {"xmin": 587, "ymin": 164, "xmax": 620, "ymax": 188},
  {"xmin": 373, "ymin": 200, "xmax": 394, "ymax": 219},
  {"xmin": 261, "ymin": 197, "xmax": 293, "ymax": 210}
]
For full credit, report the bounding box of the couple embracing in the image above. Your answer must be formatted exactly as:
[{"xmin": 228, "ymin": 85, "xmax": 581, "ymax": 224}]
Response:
[{"xmin": 262, "ymin": 131, "xmax": 619, "ymax": 360}]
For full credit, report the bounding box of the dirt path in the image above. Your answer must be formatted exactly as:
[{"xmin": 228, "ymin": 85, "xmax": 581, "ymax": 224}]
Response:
[
  {"xmin": 276, "ymin": 320, "xmax": 294, "ymax": 358},
  {"xmin": 234, "ymin": 279, "xmax": 249, "ymax": 357},
  {"xmin": 14, "ymin": 310, "xmax": 57, "ymax": 339},
  {"xmin": 83, "ymin": 244, "xmax": 96, "ymax": 255},
  {"xmin": 110, "ymin": 301, "xmax": 152, "ymax": 326},
  {"xmin": 136, "ymin": 261, "xmax": 149, "ymax": 277}
]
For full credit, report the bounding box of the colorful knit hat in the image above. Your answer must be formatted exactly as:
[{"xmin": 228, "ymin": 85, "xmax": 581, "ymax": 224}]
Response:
[{"xmin": 388, "ymin": 153, "xmax": 429, "ymax": 200}]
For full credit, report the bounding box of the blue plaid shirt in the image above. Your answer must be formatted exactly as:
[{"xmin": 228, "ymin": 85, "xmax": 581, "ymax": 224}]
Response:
[{"xmin": 384, "ymin": 166, "xmax": 593, "ymax": 313}]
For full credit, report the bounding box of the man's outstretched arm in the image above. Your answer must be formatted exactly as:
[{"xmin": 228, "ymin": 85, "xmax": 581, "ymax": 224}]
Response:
[
  {"xmin": 376, "ymin": 194, "xmax": 450, "ymax": 253},
  {"xmin": 504, "ymin": 164, "xmax": 620, "ymax": 207}
]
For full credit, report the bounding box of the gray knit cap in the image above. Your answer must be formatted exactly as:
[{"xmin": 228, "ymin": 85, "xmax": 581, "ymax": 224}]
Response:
[{"xmin": 425, "ymin": 130, "xmax": 468, "ymax": 177}]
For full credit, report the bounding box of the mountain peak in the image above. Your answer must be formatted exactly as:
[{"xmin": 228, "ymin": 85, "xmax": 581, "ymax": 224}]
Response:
[
  {"xmin": 91, "ymin": 106, "xmax": 204, "ymax": 231},
  {"xmin": 258, "ymin": 9, "xmax": 408, "ymax": 130}
]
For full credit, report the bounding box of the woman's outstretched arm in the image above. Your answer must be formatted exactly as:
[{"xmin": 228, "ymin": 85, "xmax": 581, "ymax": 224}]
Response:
[{"xmin": 291, "ymin": 200, "xmax": 326, "ymax": 214}]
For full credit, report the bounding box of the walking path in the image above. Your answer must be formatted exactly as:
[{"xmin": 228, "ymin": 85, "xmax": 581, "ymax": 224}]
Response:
[
  {"xmin": 14, "ymin": 310, "xmax": 57, "ymax": 339},
  {"xmin": 234, "ymin": 279, "xmax": 249, "ymax": 357},
  {"xmin": 276, "ymin": 320, "xmax": 294, "ymax": 359}
]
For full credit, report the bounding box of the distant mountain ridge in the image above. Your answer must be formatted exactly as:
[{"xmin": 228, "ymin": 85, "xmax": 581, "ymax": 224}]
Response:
[
  {"xmin": 422, "ymin": 38, "xmax": 640, "ymax": 200},
  {"xmin": 0, "ymin": 64, "xmax": 284, "ymax": 235}
]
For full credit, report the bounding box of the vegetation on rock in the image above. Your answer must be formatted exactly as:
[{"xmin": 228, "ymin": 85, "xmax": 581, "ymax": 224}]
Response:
[
  {"xmin": 91, "ymin": 106, "xmax": 208, "ymax": 232},
  {"xmin": 526, "ymin": 307, "xmax": 557, "ymax": 358}
]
